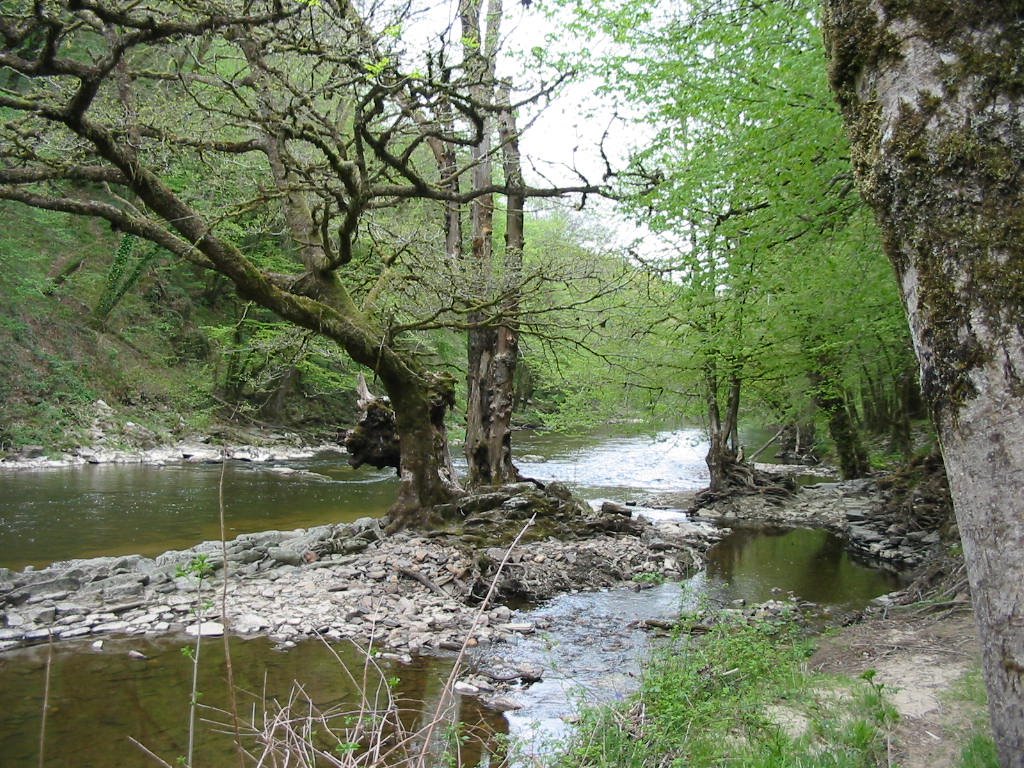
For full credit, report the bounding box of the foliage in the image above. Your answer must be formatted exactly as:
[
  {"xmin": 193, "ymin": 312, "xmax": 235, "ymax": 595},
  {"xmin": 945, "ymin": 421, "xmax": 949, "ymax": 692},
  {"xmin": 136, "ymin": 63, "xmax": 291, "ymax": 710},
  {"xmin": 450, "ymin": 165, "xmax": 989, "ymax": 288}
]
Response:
[
  {"xmin": 539, "ymin": 0, "xmax": 920, "ymax": 457},
  {"xmin": 514, "ymin": 210, "xmax": 666, "ymax": 430},
  {"xmin": 555, "ymin": 615, "xmax": 899, "ymax": 768},
  {"xmin": 93, "ymin": 235, "xmax": 161, "ymax": 325}
]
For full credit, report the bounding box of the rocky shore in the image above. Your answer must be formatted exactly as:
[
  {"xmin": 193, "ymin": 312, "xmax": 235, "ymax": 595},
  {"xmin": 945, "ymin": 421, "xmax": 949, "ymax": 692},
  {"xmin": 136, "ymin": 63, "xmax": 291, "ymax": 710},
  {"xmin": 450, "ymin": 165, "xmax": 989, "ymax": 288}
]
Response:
[
  {"xmin": 659, "ymin": 477, "xmax": 944, "ymax": 570},
  {"xmin": 0, "ymin": 484, "xmax": 721, "ymax": 655},
  {"xmin": 1, "ymin": 457, "xmax": 948, "ymax": 661},
  {"xmin": 0, "ymin": 399, "xmax": 345, "ymax": 469}
]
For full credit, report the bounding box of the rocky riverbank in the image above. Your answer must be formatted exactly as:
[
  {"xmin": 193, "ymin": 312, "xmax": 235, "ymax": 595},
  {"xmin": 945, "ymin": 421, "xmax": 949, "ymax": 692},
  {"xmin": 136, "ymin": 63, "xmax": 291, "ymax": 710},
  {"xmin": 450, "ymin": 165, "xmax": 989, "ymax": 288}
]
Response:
[
  {"xmin": 0, "ymin": 484, "xmax": 722, "ymax": 654},
  {"xmin": 0, "ymin": 399, "xmax": 345, "ymax": 469},
  {"xmin": 2, "ymin": 461, "xmax": 949, "ymax": 660},
  {"xmin": 657, "ymin": 474, "xmax": 947, "ymax": 570}
]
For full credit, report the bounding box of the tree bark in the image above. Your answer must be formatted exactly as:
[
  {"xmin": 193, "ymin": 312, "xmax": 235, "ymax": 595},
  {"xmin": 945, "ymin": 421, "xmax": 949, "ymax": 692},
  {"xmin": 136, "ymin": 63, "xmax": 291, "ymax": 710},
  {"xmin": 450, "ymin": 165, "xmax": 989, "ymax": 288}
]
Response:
[
  {"xmin": 705, "ymin": 368, "xmax": 745, "ymax": 491},
  {"xmin": 384, "ymin": 371, "xmax": 462, "ymax": 529},
  {"xmin": 460, "ymin": 0, "xmax": 522, "ymax": 486},
  {"xmin": 822, "ymin": 3, "xmax": 1024, "ymax": 763}
]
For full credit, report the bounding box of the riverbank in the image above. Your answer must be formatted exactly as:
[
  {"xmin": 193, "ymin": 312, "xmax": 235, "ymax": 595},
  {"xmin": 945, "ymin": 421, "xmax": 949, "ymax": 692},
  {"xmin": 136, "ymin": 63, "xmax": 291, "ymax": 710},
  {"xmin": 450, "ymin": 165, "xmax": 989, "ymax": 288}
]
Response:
[
  {"xmin": 1, "ymin": 465, "xmax": 969, "ymax": 764},
  {"xmin": 0, "ymin": 484, "xmax": 721, "ymax": 655},
  {"xmin": 657, "ymin": 474, "xmax": 944, "ymax": 570},
  {"xmin": 0, "ymin": 412, "xmax": 346, "ymax": 470},
  {"xmin": 1, "ymin": 470, "xmax": 946, "ymax": 657},
  {"xmin": 553, "ymin": 593, "xmax": 985, "ymax": 768}
]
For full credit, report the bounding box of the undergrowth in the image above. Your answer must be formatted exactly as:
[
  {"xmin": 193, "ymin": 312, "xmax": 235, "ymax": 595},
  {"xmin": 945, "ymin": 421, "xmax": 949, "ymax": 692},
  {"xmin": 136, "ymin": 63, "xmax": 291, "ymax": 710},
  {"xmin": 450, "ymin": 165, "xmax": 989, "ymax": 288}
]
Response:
[{"xmin": 554, "ymin": 614, "xmax": 898, "ymax": 768}]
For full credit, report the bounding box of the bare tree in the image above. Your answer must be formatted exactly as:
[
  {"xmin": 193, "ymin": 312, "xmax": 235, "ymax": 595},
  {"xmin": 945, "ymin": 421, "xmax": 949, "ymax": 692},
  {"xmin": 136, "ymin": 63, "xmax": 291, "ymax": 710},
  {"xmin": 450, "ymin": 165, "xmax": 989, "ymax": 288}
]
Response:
[
  {"xmin": 822, "ymin": 2, "xmax": 1024, "ymax": 763},
  {"xmin": 458, "ymin": 0, "xmax": 525, "ymax": 486},
  {"xmin": 0, "ymin": 0, "xmax": 591, "ymax": 526}
]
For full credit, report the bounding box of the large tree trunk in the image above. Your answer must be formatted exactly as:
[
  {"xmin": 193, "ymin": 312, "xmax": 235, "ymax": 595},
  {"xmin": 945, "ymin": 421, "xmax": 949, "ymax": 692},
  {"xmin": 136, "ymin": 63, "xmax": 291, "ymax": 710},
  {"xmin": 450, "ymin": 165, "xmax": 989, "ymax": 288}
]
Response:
[
  {"xmin": 385, "ymin": 371, "xmax": 463, "ymax": 528},
  {"xmin": 822, "ymin": 3, "xmax": 1024, "ymax": 763},
  {"xmin": 345, "ymin": 372, "xmax": 462, "ymax": 528},
  {"xmin": 461, "ymin": 0, "xmax": 522, "ymax": 487},
  {"xmin": 249, "ymin": 45, "xmax": 463, "ymax": 527}
]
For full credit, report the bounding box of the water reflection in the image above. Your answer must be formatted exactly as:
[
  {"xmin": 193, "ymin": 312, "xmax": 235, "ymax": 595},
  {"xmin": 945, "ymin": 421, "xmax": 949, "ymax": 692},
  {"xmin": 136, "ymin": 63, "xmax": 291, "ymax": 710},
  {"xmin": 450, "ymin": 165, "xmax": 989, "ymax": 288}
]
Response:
[
  {"xmin": 0, "ymin": 634, "xmax": 507, "ymax": 767},
  {"xmin": 703, "ymin": 526, "xmax": 904, "ymax": 607},
  {"xmin": 0, "ymin": 458, "xmax": 397, "ymax": 570},
  {"xmin": 0, "ymin": 429, "xmax": 712, "ymax": 570}
]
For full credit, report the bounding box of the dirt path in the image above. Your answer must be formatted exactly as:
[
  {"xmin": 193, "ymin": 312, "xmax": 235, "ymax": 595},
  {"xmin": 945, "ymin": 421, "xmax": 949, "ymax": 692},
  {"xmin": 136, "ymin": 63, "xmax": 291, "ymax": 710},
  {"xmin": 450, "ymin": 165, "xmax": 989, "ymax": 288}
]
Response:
[{"xmin": 810, "ymin": 602, "xmax": 986, "ymax": 767}]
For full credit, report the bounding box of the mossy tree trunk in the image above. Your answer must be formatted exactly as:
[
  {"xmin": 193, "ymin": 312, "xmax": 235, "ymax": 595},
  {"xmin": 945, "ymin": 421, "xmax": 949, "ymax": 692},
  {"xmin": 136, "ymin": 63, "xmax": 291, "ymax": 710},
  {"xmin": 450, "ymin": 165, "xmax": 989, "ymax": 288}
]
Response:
[
  {"xmin": 383, "ymin": 372, "xmax": 462, "ymax": 529},
  {"xmin": 705, "ymin": 368, "xmax": 748, "ymax": 492},
  {"xmin": 823, "ymin": 2, "xmax": 1024, "ymax": 763}
]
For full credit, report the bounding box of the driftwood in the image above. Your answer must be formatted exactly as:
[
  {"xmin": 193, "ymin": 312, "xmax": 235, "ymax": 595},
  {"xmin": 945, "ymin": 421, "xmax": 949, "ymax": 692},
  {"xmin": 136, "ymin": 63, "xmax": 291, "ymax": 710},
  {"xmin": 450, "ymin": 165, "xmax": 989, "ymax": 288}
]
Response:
[
  {"xmin": 397, "ymin": 566, "xmax": 448, "ymax": 597},
  {"xmin": 343, "ymin": 374, "xmax": 401, "ymax": 471}
]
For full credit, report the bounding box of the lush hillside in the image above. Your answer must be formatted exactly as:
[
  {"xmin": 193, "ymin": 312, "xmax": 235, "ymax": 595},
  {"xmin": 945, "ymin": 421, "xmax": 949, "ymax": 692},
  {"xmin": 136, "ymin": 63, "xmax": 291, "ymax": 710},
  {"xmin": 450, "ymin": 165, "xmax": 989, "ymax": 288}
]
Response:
[{"xmin": 0, "ymin": 203, "xmax": 360, "ymax": 454}]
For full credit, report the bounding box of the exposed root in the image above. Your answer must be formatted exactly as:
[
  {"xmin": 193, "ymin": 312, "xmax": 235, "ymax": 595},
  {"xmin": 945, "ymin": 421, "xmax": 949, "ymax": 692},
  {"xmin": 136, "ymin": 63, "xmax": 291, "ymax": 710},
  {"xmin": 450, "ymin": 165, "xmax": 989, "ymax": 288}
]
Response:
[{"xmin": 691, "ymin": 461, "xmax": 796, "ymax": 511}]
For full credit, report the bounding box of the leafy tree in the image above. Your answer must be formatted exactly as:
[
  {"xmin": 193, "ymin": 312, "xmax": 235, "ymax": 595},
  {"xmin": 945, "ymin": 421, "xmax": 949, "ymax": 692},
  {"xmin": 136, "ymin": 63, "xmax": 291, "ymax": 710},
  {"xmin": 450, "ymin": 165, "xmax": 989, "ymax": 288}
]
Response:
[
  {"xmin": 554, "ymin": 0, "xmax": 916, "ymax": 479},
  {"xmin": 823, "ymin": 2, "xmax": 1024, "ymax": 762}
]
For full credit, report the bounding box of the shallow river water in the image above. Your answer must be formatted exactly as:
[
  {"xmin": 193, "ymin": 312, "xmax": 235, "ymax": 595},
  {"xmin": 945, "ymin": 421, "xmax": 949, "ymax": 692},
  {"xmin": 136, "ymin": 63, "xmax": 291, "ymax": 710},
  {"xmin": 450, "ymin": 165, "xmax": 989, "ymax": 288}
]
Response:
[{"xmin": 0, "ymin": 428, "xmax": 900, "ymax": 767}]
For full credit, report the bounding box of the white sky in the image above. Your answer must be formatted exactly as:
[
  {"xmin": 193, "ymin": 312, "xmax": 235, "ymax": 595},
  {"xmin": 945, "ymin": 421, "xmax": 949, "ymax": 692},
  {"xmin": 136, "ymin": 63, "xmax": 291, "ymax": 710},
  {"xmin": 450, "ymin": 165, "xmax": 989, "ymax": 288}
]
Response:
[{"xmin": 371, "ymin": 0, "xmax": 657, "ymax": 251}]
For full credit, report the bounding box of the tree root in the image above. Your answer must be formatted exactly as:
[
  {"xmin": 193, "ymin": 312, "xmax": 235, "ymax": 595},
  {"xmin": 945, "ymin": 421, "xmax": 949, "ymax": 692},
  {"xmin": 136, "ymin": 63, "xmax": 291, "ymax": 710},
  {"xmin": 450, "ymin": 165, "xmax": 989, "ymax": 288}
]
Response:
[{"xmin": 691, "ymin": 461, "xmax": 796, "ymax": 511}]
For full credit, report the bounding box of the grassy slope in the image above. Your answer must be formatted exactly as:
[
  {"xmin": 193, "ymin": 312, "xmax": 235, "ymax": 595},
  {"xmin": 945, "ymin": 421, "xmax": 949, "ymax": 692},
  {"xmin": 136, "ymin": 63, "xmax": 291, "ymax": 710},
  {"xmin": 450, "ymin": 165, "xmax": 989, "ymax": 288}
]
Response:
[
  {"xmin": 1, "ymin": 203, "xmax": 246, "ymax": 451},
  {"xmin": 549, "ymin": 610, "xmax": 1001, "ymax": 768}
]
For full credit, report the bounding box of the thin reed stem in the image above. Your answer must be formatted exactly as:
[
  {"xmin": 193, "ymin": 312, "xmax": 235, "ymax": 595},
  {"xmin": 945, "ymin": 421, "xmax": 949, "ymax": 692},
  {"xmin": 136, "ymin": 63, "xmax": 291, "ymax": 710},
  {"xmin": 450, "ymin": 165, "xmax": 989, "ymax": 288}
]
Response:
[
  {"xmin": 38, "ymin": 631, "xmax": 53, "ymax": 768},
  {"xmin": 218, "ymin": 448, "xmax": 246, "ymax": 768}
]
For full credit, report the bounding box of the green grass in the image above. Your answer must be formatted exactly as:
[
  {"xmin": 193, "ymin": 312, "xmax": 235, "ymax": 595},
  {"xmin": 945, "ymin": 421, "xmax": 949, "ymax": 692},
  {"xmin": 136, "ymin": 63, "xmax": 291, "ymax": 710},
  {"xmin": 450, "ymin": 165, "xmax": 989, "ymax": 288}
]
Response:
[
  {"xmin": 554, "ymin": 614, "xmax": 898, "ymax": 768},
  {"xmin": 958, "ymin": 733, "xmax": 999, "ymax": 768},
  {"xmin": 947, "ymin": 668, "xmax": 998, "ymax": 768}
]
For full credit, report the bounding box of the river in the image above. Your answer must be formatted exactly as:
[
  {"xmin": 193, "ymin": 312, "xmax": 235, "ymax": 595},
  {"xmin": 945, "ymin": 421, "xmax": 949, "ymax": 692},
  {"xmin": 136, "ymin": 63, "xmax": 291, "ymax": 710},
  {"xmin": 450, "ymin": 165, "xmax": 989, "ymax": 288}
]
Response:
[{"xmin": 0, "ymin": 428, "xmax": 901, "ymax": 767}]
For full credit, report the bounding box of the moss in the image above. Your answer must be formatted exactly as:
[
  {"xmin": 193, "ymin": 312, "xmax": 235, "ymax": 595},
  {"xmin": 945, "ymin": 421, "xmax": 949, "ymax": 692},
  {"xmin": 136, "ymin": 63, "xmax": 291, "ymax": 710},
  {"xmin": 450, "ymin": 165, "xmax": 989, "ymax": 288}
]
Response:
[
  {"xmin": 822, "ymin": 0, "xmax": 1024, "ymax": 420},
  {"xmin": 821, "ymin": 0, "xmax": 897, "ymax": 110}
]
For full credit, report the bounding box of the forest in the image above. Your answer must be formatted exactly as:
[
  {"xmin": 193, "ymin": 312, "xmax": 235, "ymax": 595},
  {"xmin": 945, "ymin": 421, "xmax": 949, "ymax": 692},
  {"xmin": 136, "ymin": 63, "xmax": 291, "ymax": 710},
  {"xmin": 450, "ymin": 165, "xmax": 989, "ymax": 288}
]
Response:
[{"xmin": 1, "ymin": 1, "xmax": 1022, "ymax": 766}]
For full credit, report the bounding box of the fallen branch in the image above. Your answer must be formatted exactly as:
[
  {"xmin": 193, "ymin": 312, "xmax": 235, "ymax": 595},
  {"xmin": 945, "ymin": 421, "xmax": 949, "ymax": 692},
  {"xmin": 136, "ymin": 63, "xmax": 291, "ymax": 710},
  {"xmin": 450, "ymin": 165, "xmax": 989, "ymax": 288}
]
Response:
[{"xmin": 397, "ymin": 566, "xmax": 447, "ymax": 597}]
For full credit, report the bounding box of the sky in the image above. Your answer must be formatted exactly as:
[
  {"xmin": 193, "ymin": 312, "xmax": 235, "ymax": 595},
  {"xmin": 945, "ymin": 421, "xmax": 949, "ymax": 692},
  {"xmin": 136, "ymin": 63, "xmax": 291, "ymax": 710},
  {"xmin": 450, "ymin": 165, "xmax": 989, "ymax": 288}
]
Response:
[{"xmin": 362, "ymin": 0, "xmax": 660, "ymax": 252}]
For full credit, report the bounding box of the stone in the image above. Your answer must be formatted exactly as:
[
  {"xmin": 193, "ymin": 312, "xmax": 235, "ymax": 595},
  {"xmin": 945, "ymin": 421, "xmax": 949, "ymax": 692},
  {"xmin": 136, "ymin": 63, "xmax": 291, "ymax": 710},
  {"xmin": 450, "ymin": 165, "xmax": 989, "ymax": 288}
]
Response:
[
  {"xmin": 8, "ymin": 575, "xmax": 81, "ymax": 602},
  {"xmin": 600, "ymin": 501, "xmax": 633, "ymax": 517},
  {"xmin": 229, "ymin": 549, "xmax": 264, "ymax": 565},
  {"xmin": 847, "ymin": 525, "xmax": 884, "ymax": 543},
  {"xmin": 59, "ymin": 627, "xmax": 92, "ymax": 639},
  {"xmin": 233, "ymin": 613, "xmax": 269, "ymax": 634},
  {"xmin": 484, "ymin": 696, "xmax": 523, "ymax": 712},
  {"xmin": 267, "ymin": 547, "xmax": 304, "ymax": 567},
  {"xmin": 186, "ymin": 621, "xmax": 225, "ymax": 637},
  {"xmin": 92, "ymin": 620, "xmax": 130, "ymax": 633},
  {"xmin": 516, "ymin": 664, "xmax": 544, "ymax": 683},
  {"xmin": 498, "ymin": 622, "xmax": 535, "ymax": 634}
]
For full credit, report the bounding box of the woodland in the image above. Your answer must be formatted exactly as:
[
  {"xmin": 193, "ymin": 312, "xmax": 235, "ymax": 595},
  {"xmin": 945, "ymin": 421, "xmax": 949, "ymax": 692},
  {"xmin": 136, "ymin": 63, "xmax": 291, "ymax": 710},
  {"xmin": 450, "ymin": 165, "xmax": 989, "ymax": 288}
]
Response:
[{"xmin": 1, "ymin": 0, "xmax": 1022, "ymax": 765}]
